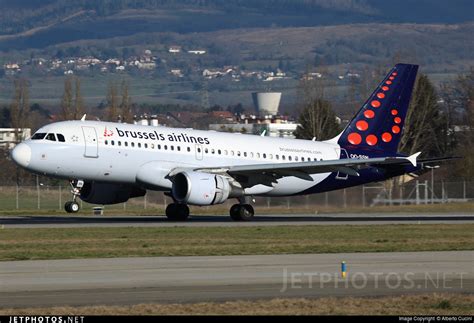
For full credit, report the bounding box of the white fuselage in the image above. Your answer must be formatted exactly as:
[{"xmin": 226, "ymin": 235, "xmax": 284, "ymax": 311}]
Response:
[{"xmin": 13, "ymin": 120, "xmax": 344, "ymax": 196}]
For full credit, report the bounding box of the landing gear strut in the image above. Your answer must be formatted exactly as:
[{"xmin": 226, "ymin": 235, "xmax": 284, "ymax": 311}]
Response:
[
  {"xmin": 229, "ymin": 197, "xmax": 255, "ymax": 221},
  {"xmin": 166, "ymin": 203, "xmax": 190, "ymax": 221},
  {"xmin": 64, "ymin": 180, "xmax": 83, "ymax": 213}
]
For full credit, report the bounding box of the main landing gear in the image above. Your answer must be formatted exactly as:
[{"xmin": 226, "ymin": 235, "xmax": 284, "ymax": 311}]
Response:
[
  {"xmin": 164, "ymin": 197, "xmax": 255, "ymax": 222},
  {"xmin": 64, "ymin": 180, "xmax": 83, "ymax": 213},
  {"xmin": 229, "ymin": 197, "xmax": 255, "ymax": 221},
  {"xmin": 165, "ymin": 203, "xmax": 190, "ymax": 221}
]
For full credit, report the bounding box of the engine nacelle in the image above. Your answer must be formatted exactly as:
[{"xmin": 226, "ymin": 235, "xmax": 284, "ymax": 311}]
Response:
[
  {"xmin": 80, "ymin": 182, "xmax": 146, "ymax": 205},
  {"xmin": 172, "ymin": 171, "xmax": 241, "ymax": 205}
]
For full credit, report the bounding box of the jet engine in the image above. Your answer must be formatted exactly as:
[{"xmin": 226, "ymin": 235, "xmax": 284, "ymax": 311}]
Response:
[
  {"xmin": 171, "ymin": 171, "xmax": 242, "ymax": 205},
  {"xmin": 80, "ymin": 182, "xmax": 146, "ymax": 205}
]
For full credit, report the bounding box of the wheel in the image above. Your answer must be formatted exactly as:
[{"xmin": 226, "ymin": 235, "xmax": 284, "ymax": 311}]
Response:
[
  {"xmin": 65, "ymin": 201, "xmax": 80, "ymax": 213},
  {"xmin": 229, "ymin": 204, "xmax": 254, "ymax": 221},
  {"xmin": 64, "ymin": 201, "xmax": 72, "ymax": 213},
  {"xmin": 166, "ymin": 203, "xmax": 190, "ymax": 221},
  {"xmin": 70, "ymin": 202, "xmax": 80, "ymax": 213}
]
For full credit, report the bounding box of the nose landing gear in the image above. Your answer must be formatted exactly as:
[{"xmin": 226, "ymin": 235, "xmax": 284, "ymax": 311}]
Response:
[{"xmin": 64, "ymin": 180, "xmax": 83, "ymax": 213}]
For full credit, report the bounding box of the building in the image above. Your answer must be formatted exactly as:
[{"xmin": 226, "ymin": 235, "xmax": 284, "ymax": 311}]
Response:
[
  {"xmin": 209, "ymin": 114, "xmax": 299, "ymax": 139},
  {"xmin": 0, "ymin": 128, "xmax": 31, "ymax": 149},
  {"xmin": 188, "ymin": 50, "xmax": 206, "ymax": 55},
  {"xmin": 169, "ymin": 46, "xmax": 181, "ymax": 54},
  {"xmin": 252, "ymin": 92, "xmax": 282, "ymax": 116}
]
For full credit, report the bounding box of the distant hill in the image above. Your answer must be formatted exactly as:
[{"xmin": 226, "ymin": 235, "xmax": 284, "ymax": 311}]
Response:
[{"xmin": 0, "ymin": 0, "xmax": 472, "ymax": 50}]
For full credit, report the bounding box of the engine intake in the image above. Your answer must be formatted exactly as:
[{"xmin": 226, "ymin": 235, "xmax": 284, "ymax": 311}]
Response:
[
  {"xmin": 80, "ymin": 182, "xmax": 146, "ymax": 205},
  {"xmin": 172, "ymin": 171, "xmax": 241, "ymax": 205}
]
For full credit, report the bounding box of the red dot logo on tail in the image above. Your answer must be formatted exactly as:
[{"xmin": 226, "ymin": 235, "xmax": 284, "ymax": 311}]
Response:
[
  {"xmin": 356, "ymin": 120, "xmax": 369, "ymax": 131},
  {"xmin": 366, "ymin": 134, "xmax": 378, "ymax": 146},
  {"xmin": 364, "ymin": 110, "xmax": 375, "ymax": 119},
  {"xmin": 371, "ymin": 100, "xmax": 381, "ymax": 108},
  {"xmin": 348, "ymin": 133, "xmax": 362, "ymax": 145},
  {"xmin": 382, "ymin": 132, "xmax": 392, "ymax": 142}
]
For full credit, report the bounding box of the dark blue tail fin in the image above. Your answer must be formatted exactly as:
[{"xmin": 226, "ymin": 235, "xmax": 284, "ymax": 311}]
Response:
[{"xmin": 337, "ymin": 63, "xmax": 418, "ymax": 153}]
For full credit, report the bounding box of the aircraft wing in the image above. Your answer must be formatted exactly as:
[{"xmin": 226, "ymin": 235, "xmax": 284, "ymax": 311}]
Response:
[{"xmin": 174, "ymin": 152, "xmax": 423, "ymax": 188}]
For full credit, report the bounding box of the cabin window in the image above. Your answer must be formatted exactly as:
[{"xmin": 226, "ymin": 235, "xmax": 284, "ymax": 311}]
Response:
[
  {"xmin": 224, "ymin": 150, "xmax": 228, "ymax": 155},
  {"xmin": 244, "ymin": 152, "xmax": 247, "ymax": 157},
  {"xmin": 111, "ymin": 140, "xmax": 115, "ymax": 146},
  {"xmin": 57, "ymin": 134, "xmax": 65, "ymax": 142},
  {"xmin": 237, "ymin": 151, "xmax": 241, "ymax": 157},
  {"xmin": 250, "ymin": 152, "xmax": 254, "ymax": 158},
  {"xmin": 282, "ymin": 155, "xmax": 286, "ymax": 161},
  {"xmin": 295, "ymin": 156, "xmax": 298, "ymax": 161},
  {"xmin": 137, "ymin": 143, "xmax": 141, "ymax": 148},
  {"xmin": 289, "ymin": 156, "xmax": 292, "ymax": 161},
  {"xmin": 125, "ymin": 142, "xmax": 128, "ymax": 147},
  {"xmin": 105, "ymin": 140, "xmax": 108, "ymax": 145},
  {"xmin": 164, "ymin": 145, "xmax": 167, "ymax": 150},
  {"xmin": 157, "ymin": 144, "xmax": 161, "ymax": 150},
  {"xmin": 256, "ymin": 153, "xmax": 260, "ymax": 158},
  {"xmin": 211, "ymin": 149, "xmax": 215, "ymax": 154},
  {"xmin": 131, "ymin": 142, "xmax": 135, "ymax": 147},
  {"xmin": 187, "ymin": 147, "xmax": 191, "ymax": 152},
  {"xmin": 177, "ymin": 146, "xmax": 181, "ymax": 151},
  {"xmin": 218, "ymin": 149, "xmax": 221, "ymax": 155},
  {"xmin": 262, "ymin": 153, "xmax": 266, "ymax": 159},
  {"xmin": 197, "ymin": 147, "xmax": 201, "ymax": 153},
  {"xmin": 276, "ymin": 155, "xmax": 279, "ymax": 160},
  {"xmin": 31, "ymin": 133, "xmax": 46, "ymax": 140},
  {"xmin": 205, "ymin": 148, "xmax": 208, "ymax": 154},
  {"xmin": 170, "ymin": 145, "xmax": 174, "ymax": 151}
]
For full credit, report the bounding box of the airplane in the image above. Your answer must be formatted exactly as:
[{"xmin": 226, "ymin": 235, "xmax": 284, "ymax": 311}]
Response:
[{"xmin": 10, "ymin": 63, "xmax": 453, "ymax": 221}]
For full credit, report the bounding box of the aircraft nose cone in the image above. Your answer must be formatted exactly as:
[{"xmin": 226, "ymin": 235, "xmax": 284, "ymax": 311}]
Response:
[{"xmin": 11, "ymin": 143, "xmax": 31, "ymax": 168}]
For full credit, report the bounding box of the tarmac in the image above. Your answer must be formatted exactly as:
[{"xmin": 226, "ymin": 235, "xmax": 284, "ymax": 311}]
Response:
[
  {"xmin": 0, "ymin": 251, "xmax": 472, "ymax": 308},
  {"xmin": 1, "ymin": 212, "xmax": 473, "ymax": 228}
]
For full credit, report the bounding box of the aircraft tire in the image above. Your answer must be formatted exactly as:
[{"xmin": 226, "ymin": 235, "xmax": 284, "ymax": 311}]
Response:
[
  {"xmin": 166, "ymin": 203, "xmax": 189, "ymax": 221},
  {"xmin": 229, "ymin": 204, "xmax": 254, "ymax": 221}
]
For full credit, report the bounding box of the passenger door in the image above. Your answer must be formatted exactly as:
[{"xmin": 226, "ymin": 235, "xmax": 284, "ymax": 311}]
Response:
[{"xmin": 82, "ymin": 126, "xmax": 98, "ymax": 158}]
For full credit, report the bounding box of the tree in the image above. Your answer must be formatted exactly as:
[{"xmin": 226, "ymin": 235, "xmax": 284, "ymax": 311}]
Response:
[
  {"xmin": 10, "ymin": 78, "xmax": 30, "ymax": 142},
  {"xmin": 442, "ymin": 67, "xmax": 474, "ymax": 179},
  {"xmin": 106, "ymin": 81, "xmax": 119, "ymax": 121},
  {"xmin": 294, "ymin": 98, "xmax": 341, "ymax": 140},
  {"xmin": 295, "ymin": 60, "xmax": 340, "ymax": 141},
  {"xmin": 399, "ymin": 74, "xmax": 448, "ymax": 157},
  {"xmin": 120, "ymin": 80, "xmax": 133, "ymax": 123},
  {"xmin": 74, "ymin": 77, "xmax": 84, "ymax": 119}
]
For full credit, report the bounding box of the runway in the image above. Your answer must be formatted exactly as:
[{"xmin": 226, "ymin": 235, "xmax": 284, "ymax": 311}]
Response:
[
  {"xmin": 0, "ymin": 251, "xmax": 472, "ymax": 308},
  {"xmin": 1, "ymin": 212, "xmax": 473, "ymax": 228}
]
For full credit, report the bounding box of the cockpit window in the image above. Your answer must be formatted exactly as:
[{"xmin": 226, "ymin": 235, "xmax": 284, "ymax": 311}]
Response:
[
  {"xmin": 57, "ymin": 134, "xmax": 65, "ymax": 142},
  {"xmin": 31, "ymin": 133, "xmax": 46, "ymax": 140},
  {"xmin": 45, "ymin": 133, "xmax": 56, "ymax": 141}
]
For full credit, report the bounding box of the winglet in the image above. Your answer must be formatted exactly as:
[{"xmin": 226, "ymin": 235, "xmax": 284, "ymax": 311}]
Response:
[
  {"xmin": 80, "ymin": 114, "xmax": 87, "ymax": 121},
  {"xmin": 407, "ymin": 152, "xmax": 421, "ymax": 167}
]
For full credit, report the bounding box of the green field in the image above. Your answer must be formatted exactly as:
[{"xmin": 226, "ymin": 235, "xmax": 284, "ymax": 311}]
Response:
[
  {"xmin": 1, "ymin": 294, "xmax": 472, "ymax": 315},
  {"xmin": 0, "ymin": 224, "xmax": 472, "ymax": 261}
]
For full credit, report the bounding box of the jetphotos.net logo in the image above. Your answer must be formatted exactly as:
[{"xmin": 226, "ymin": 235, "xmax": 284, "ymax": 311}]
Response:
[{"xmin": 280, "ymin": 269, "xmax": 469, "ymax": 293}]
